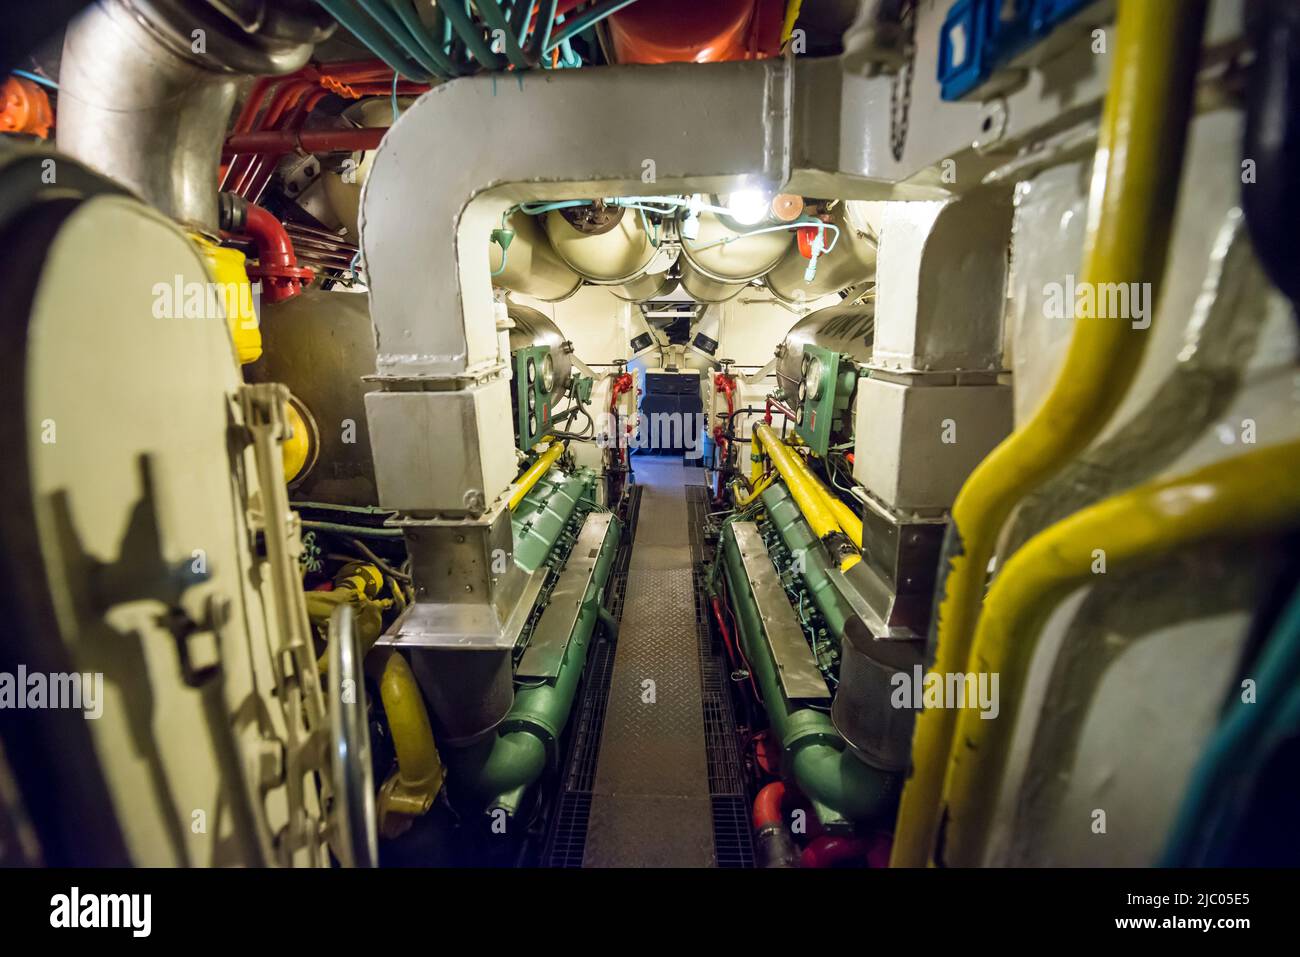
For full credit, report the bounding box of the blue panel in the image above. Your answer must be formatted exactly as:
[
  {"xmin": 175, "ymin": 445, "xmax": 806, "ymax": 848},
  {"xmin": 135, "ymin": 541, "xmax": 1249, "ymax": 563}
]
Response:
[
  {"xmin": 939, "ymin": 0, "xmax": 1095, "ymax": 101},
  {"xmin": 937, "ymin": 0, "xmax": 988, "ymax": 102}
]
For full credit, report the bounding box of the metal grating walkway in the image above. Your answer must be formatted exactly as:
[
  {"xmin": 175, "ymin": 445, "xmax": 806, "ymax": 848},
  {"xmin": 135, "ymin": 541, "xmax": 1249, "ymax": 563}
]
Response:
[
  {"xmin": 687, "ymin": 486, "xmax": 755, "ymax": 868},
  {"xmin": 582, "ymin": 458, "xmax": 716, "ymax": 867}
]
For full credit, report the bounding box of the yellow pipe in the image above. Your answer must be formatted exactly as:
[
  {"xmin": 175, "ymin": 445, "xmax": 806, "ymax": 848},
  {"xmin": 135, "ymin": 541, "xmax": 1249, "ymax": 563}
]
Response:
[
  {"xmin": 891, "ymin": 0, "xmax": 1208, "ymax": 867},
  {"xmin": 508, "ymin": 439, "xmax": 564, "ymax": 510},
  {"xmin": 731, "ymin": 470, "xmax": 776, "ymax": 508},
  {"xmin": 753, "ymin": 424, "xmax": 860, "ymax": 570},
  {"xmin": 372, "ymin": 650, "xmax": 444, "ymax": 838},
  {"xmin": 814, "ymin": 480, "xmax": 862, "ymax": 550},
  {"xmin": 310, "ymin": 563, "xmax": 389, "ymax": 674},
  {"xmin": 751, "ymin": 430, "xmax": 767, "ymax": 484},
  {"xmin": 938, "ymin": 440, "xmax": 1300, "ymax": 865}
]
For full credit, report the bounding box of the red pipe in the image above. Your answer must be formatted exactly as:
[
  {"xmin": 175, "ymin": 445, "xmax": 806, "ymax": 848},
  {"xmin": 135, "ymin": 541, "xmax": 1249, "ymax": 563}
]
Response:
[
  {"xmin": 752, "ymin": 781, "xmax": 786, "ymax": 831},
  {"xmin": 246, "ymin": 89, "xmax": 336, "ymax": 204},
  {"xmin": 765, "ymin": 395, "xmax": 797, "ymax": 423},
  {"xmin": 222, "ymin": 127, "xmax": 389, "ymax": 159},
  {"xmin": 231, "ymin": 78, "xmax": 317, "ymax": 187},
  {"xmin": 238, "ymin": 202, "xmax": 314, "ymax": 303},
  {"xmin": 709, "ymin": 596, "xmax": 742, "ymax": 672},
  {"xmin": 799, "ymin": 832, "xmax": 893, "ymax": 869}
]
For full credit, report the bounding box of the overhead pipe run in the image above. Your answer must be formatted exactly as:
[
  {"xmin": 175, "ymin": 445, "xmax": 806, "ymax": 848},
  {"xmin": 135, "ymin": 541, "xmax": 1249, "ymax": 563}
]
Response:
[
  {"xmin": 891, "ymin": 0, "xmax": 1209, "ymax": 868},
  {"xmin": 221, "ymin": 127, "xmax": 389, "ymax": 157}
]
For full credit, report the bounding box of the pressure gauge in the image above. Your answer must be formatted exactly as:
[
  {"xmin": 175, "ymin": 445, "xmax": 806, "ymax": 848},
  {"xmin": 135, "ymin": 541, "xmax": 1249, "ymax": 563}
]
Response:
[
  {"xmin": 805, "ymin": 355, "xmax": 825, "ymax": 402},
  {"xmin": 540, "ymin": 352, "xmax": 555, "ymax": 393}
]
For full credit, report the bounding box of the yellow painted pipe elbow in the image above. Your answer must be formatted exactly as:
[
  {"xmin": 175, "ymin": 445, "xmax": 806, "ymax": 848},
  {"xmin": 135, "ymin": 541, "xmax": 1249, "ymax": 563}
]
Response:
[
  {"xmin": 938, "ymin": 440, "xmax": 1300, "ymax": 866},
  {"xmin": 892, "ymin": 0, "xmax": 1209, "ymax": 867},
  {"xmin": 732, "ymin": 470, "xmax": 776, "ymax": 508},
  {"xmin": 374, "ymin": 650, "xmax": 444, "ymax": 838}
]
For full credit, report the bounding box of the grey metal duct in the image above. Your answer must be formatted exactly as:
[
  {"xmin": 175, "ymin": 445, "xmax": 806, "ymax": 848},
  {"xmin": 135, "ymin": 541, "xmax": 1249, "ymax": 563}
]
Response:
[
  {"xmin": 357, "ymin": 57, "xmax": 898, "ymax": 697},
  {"xmin": 57, "ymin": 0, "xmax": 328, "ymax": 232}
]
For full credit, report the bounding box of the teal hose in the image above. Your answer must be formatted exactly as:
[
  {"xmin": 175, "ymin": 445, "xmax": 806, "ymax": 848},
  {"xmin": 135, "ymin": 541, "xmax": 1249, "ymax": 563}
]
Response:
[
  {"xmin": 12, "ymin": 69, "xmax": 58, "ymax": 90},
  {"xmin": 312, "ymin": 0, "xmax": 432, "ymax": 81},
  {"xmin": 532, "ymin": 0, "xmax": 558, "ymax": 60},
  {"xmin": 300, "ymin": 519, "xmax": 404, "ymax": 539},
  {"xmin": 353, "ymin": 0, "xmax": 451, "ymax": 79},
  {"xmin": 390, "ymin": 0, "xmax": 459, "ymax": 77},
  {"xmin": 509, "ymin": 0, "xmax": 533, "ymax": 46},
  {"xmin": 545, "ymin": 0, "xmax": 641, "ymax": 53},
  {"xmin": 474, "ymin": 0, "xmax": 534, "ymax": 70},
  {"xmin": 442, "ymin": 0, "xmax": 507, "ymax": 69},
  {"xmin": 1162, "ymin": 584, "xmax": 1300, "ymax": 864}
]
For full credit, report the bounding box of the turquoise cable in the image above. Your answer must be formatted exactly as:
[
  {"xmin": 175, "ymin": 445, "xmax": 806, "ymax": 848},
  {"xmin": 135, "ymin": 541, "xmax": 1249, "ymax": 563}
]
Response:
[
  {"xmin": 442, "ymin": 0, "xmax": 507, "ymax": 69},
  {"xmin": 312, "ymin": 0, "xmax": 431, "ymax": 81},
  {"xmin": 1161, "ymin": 584, "xmax": 1300, "ymax": 864}
]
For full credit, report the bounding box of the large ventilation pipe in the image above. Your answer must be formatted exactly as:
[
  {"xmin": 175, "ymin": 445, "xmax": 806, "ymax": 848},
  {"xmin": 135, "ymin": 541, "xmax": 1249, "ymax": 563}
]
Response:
[{"xmin": 57, "ymin": 0, "xmax": 330, "ymax": 233}]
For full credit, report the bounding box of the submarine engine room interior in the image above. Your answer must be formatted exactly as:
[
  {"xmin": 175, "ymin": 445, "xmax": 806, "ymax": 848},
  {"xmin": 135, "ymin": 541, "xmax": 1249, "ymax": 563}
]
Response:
[{"xmin": 1, "ymin": 0, "xmax": 1298, "ymax": 870}]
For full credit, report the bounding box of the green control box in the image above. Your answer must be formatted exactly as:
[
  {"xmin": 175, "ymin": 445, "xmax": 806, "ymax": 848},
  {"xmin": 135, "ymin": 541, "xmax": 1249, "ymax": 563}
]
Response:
[
  {"xmin": 794, "ymin": 344, "xmax": 858, "ymax": 458},
  {"xmin": 514, "ymin": 345, "xmax": 556, "ymax": 451}
]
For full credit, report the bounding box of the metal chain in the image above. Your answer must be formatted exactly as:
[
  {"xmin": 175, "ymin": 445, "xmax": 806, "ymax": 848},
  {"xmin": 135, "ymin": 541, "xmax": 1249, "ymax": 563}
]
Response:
[{"xmin": 890, "ymin": 0, "xmax": 919, "ymax": 162}]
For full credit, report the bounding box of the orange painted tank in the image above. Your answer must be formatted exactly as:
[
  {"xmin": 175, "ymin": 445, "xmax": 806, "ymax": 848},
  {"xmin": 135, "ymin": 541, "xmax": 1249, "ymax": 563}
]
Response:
[{"xmin": 607, "ymin": 0, "xmax": 784, "ymax": 64}]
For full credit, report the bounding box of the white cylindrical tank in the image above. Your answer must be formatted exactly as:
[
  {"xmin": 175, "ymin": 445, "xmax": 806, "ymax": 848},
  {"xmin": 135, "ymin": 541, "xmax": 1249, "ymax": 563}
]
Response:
[
  {"xmin": 490, "ymin": 210, "xmax": 584, "ymax": 302},
  {"xmin": 545, "ymin": 205, "xmax": 657, "ymax": 284},
  {"xmin": 679, "ymin": 208, "xmax": 794, "ymax": 302},
  {"xmin": 765, "ymin": 202, "xmax": 878, "ymax": 305}
]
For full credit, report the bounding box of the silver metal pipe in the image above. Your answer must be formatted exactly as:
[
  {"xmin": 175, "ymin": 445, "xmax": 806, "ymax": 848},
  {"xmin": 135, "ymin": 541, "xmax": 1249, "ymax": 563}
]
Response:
[{"xmin": 57, "ymin": 0, "xmax": 324, "ymax": 232}]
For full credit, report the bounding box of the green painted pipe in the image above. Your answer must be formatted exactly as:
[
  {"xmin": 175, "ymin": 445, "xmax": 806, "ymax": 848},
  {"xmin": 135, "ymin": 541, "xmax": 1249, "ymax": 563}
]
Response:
[
  {"xmin": 720, "ymin": 521, "xmax": 895, "ymax": 823},
  {"xmin": 511, "ymin": 468, "xmax": 597, "ymax": 572},
  {"xmin": 390, "ymin": 0, "xmax": 459, "ymax": 78},
  {"xmin": 447, "ymin": 514, "xmax": 621, "ymax": 815},
  {"xmin": 473, "ymin": 0, "xmax": 534, "ymax": 70},
  {"xmin": 441, "ymin": 0, "xmax": 507, "ymax": 69},
  {"xmin": 760, "ymin": 483, "xmax": 857, "ymax": 641},
  {"xmin": 313, "ymin": 0, "xmax": 432, "ymax": 81}
]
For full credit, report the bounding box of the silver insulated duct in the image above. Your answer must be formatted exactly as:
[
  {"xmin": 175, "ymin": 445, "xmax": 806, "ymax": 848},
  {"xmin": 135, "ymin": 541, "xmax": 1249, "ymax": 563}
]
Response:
[{"xmin": 57, "ymin": 0, "xmax": 330, "ymax": 232}]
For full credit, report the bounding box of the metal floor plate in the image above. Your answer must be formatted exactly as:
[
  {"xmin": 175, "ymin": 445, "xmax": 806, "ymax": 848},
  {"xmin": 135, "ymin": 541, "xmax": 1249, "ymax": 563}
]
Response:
[{"xmin": 583, "ymin": 458, "xmax": 715, "ymax": 867}]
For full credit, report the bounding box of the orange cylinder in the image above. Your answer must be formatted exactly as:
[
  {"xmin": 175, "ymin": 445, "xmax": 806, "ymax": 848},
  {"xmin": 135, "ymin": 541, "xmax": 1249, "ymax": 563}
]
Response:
[
  {"xmin": 607, "ymin": 0, "xmax": 780, "ymax": 64},
  {"xmin": 1, "ymin": 76, "xmax": 54, "ymax": 139}
]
